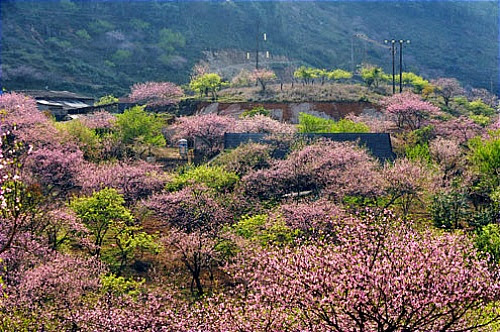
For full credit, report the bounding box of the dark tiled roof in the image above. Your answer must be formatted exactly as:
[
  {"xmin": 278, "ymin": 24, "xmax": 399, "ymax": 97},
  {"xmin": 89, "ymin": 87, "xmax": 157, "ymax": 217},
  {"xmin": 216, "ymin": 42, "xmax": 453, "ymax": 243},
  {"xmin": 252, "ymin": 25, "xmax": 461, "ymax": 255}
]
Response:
[
  {"xmin": 17, "ymin": 90, "xmax": 94, "ymax": 101},
  {"xmin": 224, "ymin": 132, "xmax": 395, "ymax": 162}
]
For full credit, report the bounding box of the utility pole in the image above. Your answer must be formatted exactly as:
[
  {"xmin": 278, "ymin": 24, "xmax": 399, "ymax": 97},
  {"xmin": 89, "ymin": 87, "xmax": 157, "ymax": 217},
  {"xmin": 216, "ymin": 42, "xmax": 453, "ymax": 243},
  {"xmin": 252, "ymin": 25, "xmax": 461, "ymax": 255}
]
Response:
[
  {"xmin": 384, "ymin": 39, "xmax": 396, "ymax": 94},
  {"xmin": 351, "ymin": 35, "xmax": 355, "ymax": 74},
  {"xmin": 256, "ymin": 21, "xmax": 260, "ymax": 70},
  {"xmin": 246, "ymin": 26, "xmax": 268, "ymax": 70},
  {"xmin": 399, "ymin": 39, "xmax": 410, "ymax": 93}
]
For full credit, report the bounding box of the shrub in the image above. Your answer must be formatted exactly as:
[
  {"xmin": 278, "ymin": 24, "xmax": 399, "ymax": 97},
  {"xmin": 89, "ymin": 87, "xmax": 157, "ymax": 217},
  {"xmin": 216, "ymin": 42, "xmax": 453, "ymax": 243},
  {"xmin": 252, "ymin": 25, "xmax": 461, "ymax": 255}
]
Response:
[
  {"xmin": 468, "ymin": 132, "xmax": 500, "ymax": 192},
  {"xmin": 56, "ymin": 119, "xmax": 113, "ymax": 161},
  {"xmin": 167, "ymin": 165, "xmax": 239, "ymax": 192},
  {"xmin": 430, "ymin": 190, "xmax": 469, "ymax": 229},
  {"xmin": 467, "ymin": 99, "xmax": 495, "ymax": 117},
  {"xmin": 70, "ymin": 188, "xmax": 134, "ymax": 257},
  {"xmin": 297, "ymin": 113, "xmax": 369, "ymax": 133},
  {"xmin": 476, "ymin": 223, "xmax": 500, "ymax": 264},
  {"xmin": 116, "ymin": 106, "xmax": 166, "ymax": 147},
  {"xmin": 241, "ymin": 106, "xmax": 270, "ymax": 118},
  {"xmin": 405, "ymin": 143, "xmax": 431, "ymax": 163},
  {"xmin": 95, "ymin": 95, "xmax": 119, "ymax": 106},
  {"xmin": 213, "ymin": 143, "xmax": 271, "ymax": 176},
  {"xmin": 230, "ymin": 214, "xmax": 297, "ymax": 247}
]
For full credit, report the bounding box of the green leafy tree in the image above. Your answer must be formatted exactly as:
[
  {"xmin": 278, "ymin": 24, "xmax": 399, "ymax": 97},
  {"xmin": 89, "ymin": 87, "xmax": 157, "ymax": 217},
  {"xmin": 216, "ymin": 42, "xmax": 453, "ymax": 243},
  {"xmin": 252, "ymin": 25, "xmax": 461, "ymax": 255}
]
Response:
[
  {"xmin": 401, "ymin": 72, "xmax": 430, "ymax": 93},
  {"xmin": 327, "ymin": 69, "xmax": 353, "ymax": 81},
  {"xmin": 360, "ymin": 65, "xmax": 390, "ymax": 88},
  {"xmin": 470, "ymin": 114, "xmax": 491, "ymax": 127},
  {"xmin": 469, "ymin": 133, "xmax": 500, "ymax": 192},
  {"xmin": 101, "ymin": 274, "xmax": 145, "ymax": 297},
  {"xmin": 229, "ymin": 214, "xmax": 297, "ymax": 247},
  {"xmin": 293, "ymin": 66, "xmax": 317, "ymax": 85},
  {"xmin": 95, "ymin": 95, "xmax": 119, "ymax": 106},
  {"xmin": 467, "ymin": 99, "xmax": 495, "ymax": 117},
  {"xmin": 405, "ymin": 143, "xmax": 431, "ymax": 164},
  {"xmin": 167, "ymin": 165, "xmax": 239, "ymax": 192},
  {"xmin": 70, "ymin": 188, "xmax": 134, "ymax": 258},
  {"xmin": 56, "ymin": 119, "xmax": 100, "ymax": 160},
  {"xmin": 189, "ymin": 73, "xmax": 226, "ymax": 100},
  {"xmin": 157, "ymin": 28, "xmax": 185, "ymax": 53},
  {"xmin": 312, "ymin": 68, "xmax": 328, "ymax": 85},
  {"xmin": 476, "ymin": 224, "xmax": 500, "ymax": 264},
  {"xmin": 110, "ymin": 227, "xmax": 160, "ymax": 273},
  {"xmin": 115, "ymin": 105, "xmax": 166, "ymax": 147},
  {"xmin": 431, "ymin": 190, "xmax": 469, "ymax": 229},
  {"xmin": 75, "ymin": 29, "xmax": 91, "ymax": 41},
  {"xmin": 112, "ymin": 50, "xmax": 132, "ymax": 63}
]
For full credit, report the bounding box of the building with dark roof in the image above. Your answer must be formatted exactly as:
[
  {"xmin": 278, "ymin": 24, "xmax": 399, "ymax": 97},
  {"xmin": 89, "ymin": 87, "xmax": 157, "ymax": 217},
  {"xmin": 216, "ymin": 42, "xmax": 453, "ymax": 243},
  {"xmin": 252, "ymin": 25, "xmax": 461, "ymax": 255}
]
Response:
[
  {"xmin": 224, "ymin": 132, "xmax": 395, "ymax": 162},
  {"xmin": 17, "ymin": 90, "xmax": 117, "ymax": 120}
]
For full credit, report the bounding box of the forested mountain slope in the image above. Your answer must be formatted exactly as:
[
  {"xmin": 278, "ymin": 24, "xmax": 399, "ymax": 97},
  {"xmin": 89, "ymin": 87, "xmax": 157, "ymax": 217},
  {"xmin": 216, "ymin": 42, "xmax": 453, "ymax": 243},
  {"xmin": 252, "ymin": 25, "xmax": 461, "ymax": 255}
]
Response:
[{"xmin": 1, "ymin": 0, "xmax": 498, "ymax": 96}]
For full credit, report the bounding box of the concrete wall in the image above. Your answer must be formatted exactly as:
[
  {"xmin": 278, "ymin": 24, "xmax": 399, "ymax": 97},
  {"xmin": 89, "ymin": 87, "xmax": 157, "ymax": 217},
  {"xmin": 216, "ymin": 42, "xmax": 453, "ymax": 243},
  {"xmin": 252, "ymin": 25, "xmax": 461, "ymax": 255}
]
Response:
[{"xmin": 196, "ymin": 101, "xmax": 381, "ymax": 123}]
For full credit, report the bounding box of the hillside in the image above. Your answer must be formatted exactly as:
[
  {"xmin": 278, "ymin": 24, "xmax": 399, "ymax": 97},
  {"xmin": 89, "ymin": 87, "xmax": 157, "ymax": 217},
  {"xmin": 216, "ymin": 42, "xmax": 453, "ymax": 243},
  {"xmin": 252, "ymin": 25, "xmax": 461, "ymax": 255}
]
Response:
[{"xmin": 1, "ymin": 0, "xmax": 498, "ymax": 97}]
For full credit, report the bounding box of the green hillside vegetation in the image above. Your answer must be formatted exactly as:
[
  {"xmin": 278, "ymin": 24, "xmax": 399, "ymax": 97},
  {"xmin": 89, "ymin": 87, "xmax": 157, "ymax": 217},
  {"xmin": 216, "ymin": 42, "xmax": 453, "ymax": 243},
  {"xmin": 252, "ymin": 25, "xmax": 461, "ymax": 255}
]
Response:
[{"xmin": 1, "ymin": 0, "xmax": 498, "ymax": 97}]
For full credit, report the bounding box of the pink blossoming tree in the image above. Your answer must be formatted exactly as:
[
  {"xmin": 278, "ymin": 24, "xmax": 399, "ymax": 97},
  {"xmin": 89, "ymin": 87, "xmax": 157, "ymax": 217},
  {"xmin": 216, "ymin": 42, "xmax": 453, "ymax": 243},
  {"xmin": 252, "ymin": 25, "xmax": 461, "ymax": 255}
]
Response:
[
  {"xmin": 382, "ymin": 158, "xmax": 435, "ymax": 216},
  {"xmin": 431, "ymin": 77, "xmax": 465, "ymax": 106},
  {"xmin": 129, "ymin": 81, "xmax": 184, "ymax": 107},
  {"xmin": 216, "ymin": 211, "xmax": 500, "ymax": 331},
  {"xmin": 382, "ymin": 92, "xmax": 441, "ymax": 130},
  {"xmin": 243, "ymin": 140, "xmax": 382, "ymax": 201},
  {"xmin": 250, "ymin": 68, "xmax": 276, "ymax": 91},
  {"xmin": 171, "ymin": 113, "xmax": 235, "ymax": 157},
  {"xmin": 76, "ymin": 160, "xmax": 167, "ymax": 204}
]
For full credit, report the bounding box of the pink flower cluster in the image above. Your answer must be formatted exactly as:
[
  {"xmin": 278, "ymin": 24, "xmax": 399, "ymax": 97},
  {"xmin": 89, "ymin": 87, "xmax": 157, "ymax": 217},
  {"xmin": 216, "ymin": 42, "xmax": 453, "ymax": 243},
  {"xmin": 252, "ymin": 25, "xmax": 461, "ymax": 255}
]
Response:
[
  {"xmin": 80, "ymin": 111, "xmax": 117, "ymax": 130},
  {"xmin": 243, "ymin": 140, "xmax": 382, "ymax": 200},
  {"xmin": 26, "ymin": 146, "xmax": 85, "ymax": 195},
  {"xmin": 144, "ymin": 186, "xmax": 230, "ymax": 235},
  {"xmin": 171, "ymin": 113, "xmax": 235, "ymax": 155},
  {"xmin": 171, "ymin": 113, "xmax": 296, "ymax": 156},
  {"xmin": 216, "ymin": 211, "xmax": 500, "ymax": 331},
  {"xmin": 431, "ymin": 116, "xmax": 483, "ymax": 144},
  {"xmin": 234, "ymin": 114, "xmax": 296, "ymax": 134},
  {"xmin": 277, "ymin": 199, "xmax": 345, "ymax": 238},
  {"xmin": 129, "ymin": 81, "xmax": 184, "ymax": 107},
  {"xmin": 0, "ymin": 92, "xmax": 47, "ymax": 132},
  {"xmin": 76, "ymin": 160, "xmax": 167, "ymax": 203},
  {"xmin": 382, "ymin": 91, "xmax": 440, "ymax": 130}
]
